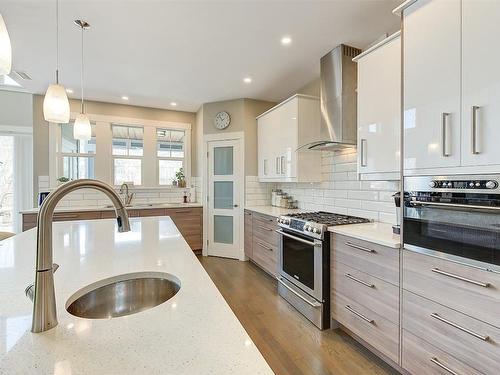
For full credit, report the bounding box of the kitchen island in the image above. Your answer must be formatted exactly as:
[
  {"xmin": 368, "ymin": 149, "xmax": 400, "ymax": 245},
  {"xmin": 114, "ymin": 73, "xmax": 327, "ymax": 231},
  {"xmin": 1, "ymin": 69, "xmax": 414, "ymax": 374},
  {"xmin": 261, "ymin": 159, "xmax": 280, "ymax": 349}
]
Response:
[{"xmin": 0, "ymin": 217, "xmax": 273, "ymax": 374}]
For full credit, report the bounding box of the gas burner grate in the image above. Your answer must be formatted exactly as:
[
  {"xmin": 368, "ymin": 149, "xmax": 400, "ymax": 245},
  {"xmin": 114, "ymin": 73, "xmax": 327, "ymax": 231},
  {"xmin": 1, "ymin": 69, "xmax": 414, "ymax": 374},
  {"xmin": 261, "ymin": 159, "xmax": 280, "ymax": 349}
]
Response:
[{"xmin": 286, "ymin": 211, "xmax": 370, "ymax": 226}]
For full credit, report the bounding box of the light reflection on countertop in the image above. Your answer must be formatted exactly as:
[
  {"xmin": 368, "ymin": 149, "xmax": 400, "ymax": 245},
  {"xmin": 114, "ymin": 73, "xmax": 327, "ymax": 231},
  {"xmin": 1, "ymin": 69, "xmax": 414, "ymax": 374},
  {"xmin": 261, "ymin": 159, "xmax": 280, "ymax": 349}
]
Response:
[{"xmin": 0, "ymin": 217, "xmax": 272, "ymax": 374}]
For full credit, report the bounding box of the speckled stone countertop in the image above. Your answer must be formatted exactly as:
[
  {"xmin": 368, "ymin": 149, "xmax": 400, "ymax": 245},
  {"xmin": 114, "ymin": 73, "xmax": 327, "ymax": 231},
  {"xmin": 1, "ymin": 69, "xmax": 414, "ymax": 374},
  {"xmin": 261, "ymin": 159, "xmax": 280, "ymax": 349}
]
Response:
[
  {"xmin": 0, "ymin": 217, "xmax": 273, "ymax": 374},
  {"xmin": 328, "ymin": 222, "xmax": 401, "ymax": 248},
  {"xmin": 20, "ymin": 202, "xmax": 202, "ymax": 214}
]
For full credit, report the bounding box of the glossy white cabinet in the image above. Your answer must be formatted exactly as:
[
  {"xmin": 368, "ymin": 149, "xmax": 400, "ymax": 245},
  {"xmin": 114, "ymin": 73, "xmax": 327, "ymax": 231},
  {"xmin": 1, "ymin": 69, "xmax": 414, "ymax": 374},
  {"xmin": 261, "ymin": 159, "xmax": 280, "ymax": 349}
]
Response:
[
  {"xmin": 257, "ymin": 94, "xmax": 321, "ymax": 182},
  {"xmin": 461, "ymin": 0, "xmax": 500, "ymax": 167},
  {"xmin": 356, "ymin": 32, "xmax": 401, "ymax": 178},
  {"xmin": 403, "ymin": 0, "xmax": 462, "ymax": 171}
]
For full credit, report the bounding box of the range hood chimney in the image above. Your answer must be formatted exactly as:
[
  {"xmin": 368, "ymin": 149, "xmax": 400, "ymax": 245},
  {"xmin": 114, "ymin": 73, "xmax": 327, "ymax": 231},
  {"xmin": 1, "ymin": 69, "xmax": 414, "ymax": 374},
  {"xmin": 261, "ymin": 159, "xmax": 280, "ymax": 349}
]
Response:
[{"xmin": 305, "ymin": 44, "xmax": 361, "ymax": 151}]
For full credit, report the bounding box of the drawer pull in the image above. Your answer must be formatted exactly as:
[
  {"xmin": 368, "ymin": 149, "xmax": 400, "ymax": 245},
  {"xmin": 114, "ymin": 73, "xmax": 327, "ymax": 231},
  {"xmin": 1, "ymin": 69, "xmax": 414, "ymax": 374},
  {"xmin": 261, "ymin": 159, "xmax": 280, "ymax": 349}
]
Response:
[
  {"xmin": 256, "ymin": 242, "xmax": 273, "ymax": 251},
  {"xmin": 257, "ymin": 225, "xmax": 273, "ymax": 232},
  {"xmin": 345, "ymin": 242, "xmax": 375, "ymax": 253},
  {"xmin": 345, "ymin": 273, "xmax": 375, "ymax": 288},
  {"xmin": 430, "ymin": 357, "xmax": 460, "ymax": 375},
  {"xmin": 430, "ymin": 313, "xmax": 489, "ymax": 342},
  {"xmin": 54, "ymin": 214, "xmax": 79, "ymax": 219},
  {"xmin": 345, "ymin": 305, "xmax": 374, "ymax": 324},
  {"xmin": 431, "ymin": 268, "xmax": 491, "ymax": 288}
]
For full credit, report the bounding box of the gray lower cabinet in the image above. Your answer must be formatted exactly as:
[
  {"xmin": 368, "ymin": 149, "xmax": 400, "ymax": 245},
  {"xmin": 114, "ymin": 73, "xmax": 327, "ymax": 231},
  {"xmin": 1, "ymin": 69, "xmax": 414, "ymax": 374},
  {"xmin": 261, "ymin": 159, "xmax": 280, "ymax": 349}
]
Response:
[
  {"xmin": 244, "ymin": 210, "xmax": 278, "ymax": 277},
  {"xmin": 330, "ymin": 233, "xmax": 400, "ymax": 365}
]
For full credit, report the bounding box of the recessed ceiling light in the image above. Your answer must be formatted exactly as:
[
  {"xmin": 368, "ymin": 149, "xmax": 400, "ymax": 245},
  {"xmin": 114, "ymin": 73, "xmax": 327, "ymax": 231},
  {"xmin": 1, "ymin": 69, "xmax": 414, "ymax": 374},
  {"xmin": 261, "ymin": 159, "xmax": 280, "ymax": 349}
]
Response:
[
  {"xmin": 121, "ymin": 95, "xmax": 129, "ymax": 101},
  {"xmin": 243, "ymin": 77, "xmax": 252, "ymax": 84},
  {"xmin": 281, "ymin": 36, "xmax": 292, "ymax": 45},
  {"xmin": 66, "ymin": 88, "xmax": 74, "ymax": 94},
  {"xmin": 170, "ymin": 102, "xmax": 177, "ymax": 106}
]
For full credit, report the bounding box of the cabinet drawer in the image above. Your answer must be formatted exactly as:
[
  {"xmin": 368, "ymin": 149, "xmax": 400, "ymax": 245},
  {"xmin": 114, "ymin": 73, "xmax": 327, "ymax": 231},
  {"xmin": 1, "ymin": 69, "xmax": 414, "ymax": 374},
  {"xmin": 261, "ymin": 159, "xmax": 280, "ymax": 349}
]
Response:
[
  {"xmin": 244, "ymin": 211, "xmax": 253, "ymax": 258},
  {"xmin": 252, "ymin": 239, "xmax": 277, "ymax": 277},
  {"xmin": 166, "ymin": 207, "xmax": 202, "ymax": 217},
  {"xmin": 403, "ymin": 290, "xmax": 500, "ymax": 375},
  {"xmin": 53, "ymin": 211, "xmax": 101, "ymax": 221},
  {"xmin": 332, "ymin": 292, "xmax": 399, "ymax": 363},
  {"xmin": 403, "ymin": 250, "xmax": 500, "ymax": 328},
  {"xmin": 253, "ymin": 222, "xmax": 278, "ymax": 247},
  {"xmin": 101, "ymin": 209, "xmax": 139, "ymax": 219},
  {"xmin": 137, "ymin": 208, "xmax": 166, "ymax": 217},
  {"xmin": 252, "ymin": 212, "xmax": 277, "ymax": 226},
  {"xmin": 332, "ymin": 261, "xmax": 399, "ymax": 323},
  {"xmin": 403, "ymin": 330, "xmax": 481, "ymax": 375},
  {"xmin": 332, "ymin": 234, "xmax": 399, "ymax": 285}
]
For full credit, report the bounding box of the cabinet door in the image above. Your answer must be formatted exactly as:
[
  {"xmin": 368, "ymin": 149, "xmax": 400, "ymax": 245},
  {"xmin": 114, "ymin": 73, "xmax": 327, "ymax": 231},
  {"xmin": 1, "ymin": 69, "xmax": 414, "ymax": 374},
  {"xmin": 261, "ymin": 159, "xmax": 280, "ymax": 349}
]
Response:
[
  {"xmin": 357, "ymin": 35, "xmax": 400, "ymax": 175},
  {"xmin": 279, "ymin": 98, "xmax": 298, "ymax": 179},
  {"xmin": 257, "ymin": 114, "xmax": 272, "ymax": 179},
  {"xmin": 403, "ymin": 0, "xmax": 461, "ymax": 170},
  {"xmin": 461, "ymin": 0, "xmax": 500, "ymax": 167}
]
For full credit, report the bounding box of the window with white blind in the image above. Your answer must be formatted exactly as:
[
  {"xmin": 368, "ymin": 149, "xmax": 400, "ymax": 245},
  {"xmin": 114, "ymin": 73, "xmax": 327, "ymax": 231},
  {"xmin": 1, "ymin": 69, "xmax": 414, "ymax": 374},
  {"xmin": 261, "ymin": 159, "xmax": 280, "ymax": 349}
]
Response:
[
  {"xmin": 112, "ymin": 125, "xmax": 143, "ymax": 186},
  {"xmin": 157, "ymin": 129, "xmax": 185, "ymax": 185},
  {"xmin": 60, "ymin": 123, "xmax": 96, "ymax": 180}
]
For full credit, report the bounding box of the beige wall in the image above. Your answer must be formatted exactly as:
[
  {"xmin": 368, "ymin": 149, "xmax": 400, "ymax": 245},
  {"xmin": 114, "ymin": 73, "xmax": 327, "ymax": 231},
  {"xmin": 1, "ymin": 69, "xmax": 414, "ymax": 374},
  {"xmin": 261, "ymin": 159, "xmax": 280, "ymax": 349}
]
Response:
[
  {"xmin": 0, "ymin": 90, "xmax": 33, "ymax": 129},
  {"xmin": 32, "ymin": 95, "xmax": 196, "ymax": 197},
  {"xmin": 295, "ymin": 78, "xmax": 320, "ymax": 97},
  {"xmin": 198, "ymin": 98, "xmax": 275, "ymax": 177}
]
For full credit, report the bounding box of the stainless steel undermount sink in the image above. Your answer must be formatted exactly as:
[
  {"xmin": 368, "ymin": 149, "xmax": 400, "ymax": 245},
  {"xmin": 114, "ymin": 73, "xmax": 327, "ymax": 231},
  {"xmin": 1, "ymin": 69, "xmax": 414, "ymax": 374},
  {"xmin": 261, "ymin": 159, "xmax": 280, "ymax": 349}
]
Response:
[{"xmin": 66, "ymin": 272, "xmax": 181, "ymax": 319}]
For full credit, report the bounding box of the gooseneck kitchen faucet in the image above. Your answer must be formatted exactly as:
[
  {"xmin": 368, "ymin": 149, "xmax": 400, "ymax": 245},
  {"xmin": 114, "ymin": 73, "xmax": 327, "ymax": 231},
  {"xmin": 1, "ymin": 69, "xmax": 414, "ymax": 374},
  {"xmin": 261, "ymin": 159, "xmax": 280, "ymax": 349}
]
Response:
[{"xmin": 28, "ymin": 179, "xmax": 131, "ymax": 333}]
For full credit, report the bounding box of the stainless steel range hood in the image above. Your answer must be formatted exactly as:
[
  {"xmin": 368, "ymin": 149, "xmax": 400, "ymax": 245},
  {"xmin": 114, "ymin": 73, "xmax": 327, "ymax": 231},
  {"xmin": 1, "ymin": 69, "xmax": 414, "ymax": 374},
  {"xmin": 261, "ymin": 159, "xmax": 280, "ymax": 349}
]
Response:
[{"xmin": 304, "ymin": 44, "xmax": 361, "ymax": 151}]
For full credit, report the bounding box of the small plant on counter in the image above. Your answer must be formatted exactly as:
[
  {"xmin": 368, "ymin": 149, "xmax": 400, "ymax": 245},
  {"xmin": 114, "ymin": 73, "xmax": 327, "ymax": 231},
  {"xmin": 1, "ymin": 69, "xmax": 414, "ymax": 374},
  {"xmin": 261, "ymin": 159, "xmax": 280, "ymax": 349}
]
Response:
[
  {"xmin": 175, "ymin": 168, "xmax": 186, "ymax": 188},
  {"xmin": 57, "ymin": 176, "xmax": 70, "ymax": 184}
]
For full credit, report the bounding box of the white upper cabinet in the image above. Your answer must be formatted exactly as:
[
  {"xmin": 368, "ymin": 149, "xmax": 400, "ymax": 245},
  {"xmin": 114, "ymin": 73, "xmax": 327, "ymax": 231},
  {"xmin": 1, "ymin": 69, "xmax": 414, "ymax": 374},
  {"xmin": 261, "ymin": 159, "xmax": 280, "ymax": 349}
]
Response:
[
  {"xmin": 257, "ymin": 95, "xmax": 321, "ymax": 183},
  {"xmin": 356, "ymin": 32, "xmax": 401, "ymax": 178},
  {"xmin": 403, "ymin": 0, "xmax": 462, "ymax": 171},
  {"xmin": 461, "ymin": 0, "xmax": 500, "ymax": 167}
]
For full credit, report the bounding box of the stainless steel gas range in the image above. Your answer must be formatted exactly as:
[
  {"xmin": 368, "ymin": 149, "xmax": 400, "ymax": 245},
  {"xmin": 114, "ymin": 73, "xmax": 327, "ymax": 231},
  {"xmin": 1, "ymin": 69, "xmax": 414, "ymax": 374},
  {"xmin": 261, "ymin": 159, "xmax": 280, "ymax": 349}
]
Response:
[{"xmin": 276, "ymin": 212, "xmax": 370, "ymax": 329}]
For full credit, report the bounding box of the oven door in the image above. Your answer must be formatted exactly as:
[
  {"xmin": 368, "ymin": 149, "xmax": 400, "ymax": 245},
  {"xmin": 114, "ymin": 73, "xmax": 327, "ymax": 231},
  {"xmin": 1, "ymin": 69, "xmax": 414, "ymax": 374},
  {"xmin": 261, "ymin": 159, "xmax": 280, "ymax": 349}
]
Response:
[
  {"xmin": 277, "ymin": 229, "xmax": 323, "ymax": 302},
  {"xmin": 404, "ymin": 199, "xmax": 500, "ymax": 267}
]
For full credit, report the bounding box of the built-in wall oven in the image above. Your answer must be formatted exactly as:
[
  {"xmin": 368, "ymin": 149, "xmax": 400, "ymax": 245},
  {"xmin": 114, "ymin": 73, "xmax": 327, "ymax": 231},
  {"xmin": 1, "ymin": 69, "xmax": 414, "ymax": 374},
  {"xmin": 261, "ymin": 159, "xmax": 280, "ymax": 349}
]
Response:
[{"xmin": 404, "ymin": 175, "xmax": 500, "ymax": 270}]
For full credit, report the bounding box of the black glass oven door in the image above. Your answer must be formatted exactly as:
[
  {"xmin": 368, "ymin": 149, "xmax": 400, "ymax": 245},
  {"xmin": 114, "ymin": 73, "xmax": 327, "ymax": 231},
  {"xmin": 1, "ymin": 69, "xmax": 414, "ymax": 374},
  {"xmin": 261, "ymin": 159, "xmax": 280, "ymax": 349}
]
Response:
[{"xmin": 281, "ymin": 232, "xmax": 316, "ymax": 290}]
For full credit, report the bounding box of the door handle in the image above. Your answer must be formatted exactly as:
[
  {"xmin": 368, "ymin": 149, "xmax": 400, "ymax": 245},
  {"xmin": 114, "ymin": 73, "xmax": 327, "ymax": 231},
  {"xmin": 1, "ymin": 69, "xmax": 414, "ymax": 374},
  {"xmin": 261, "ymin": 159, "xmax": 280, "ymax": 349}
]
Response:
[
  {"xmin": 441, "ymin": 112, "xmax": 451, "ymax": 157},
  {"xmin": 472, "ymin": 106, "xmax": 480, "ymax": 154},
  {"xmin": 233, "ymin": 204, "xmax": 238, "ymax": 208},
  {"xmin": 360, "ymin": 139, "xmax": 367, "ymax": 167},
  {"xmin": 280, "ymin": 156, "xmax": 285, "ymax": 175}
]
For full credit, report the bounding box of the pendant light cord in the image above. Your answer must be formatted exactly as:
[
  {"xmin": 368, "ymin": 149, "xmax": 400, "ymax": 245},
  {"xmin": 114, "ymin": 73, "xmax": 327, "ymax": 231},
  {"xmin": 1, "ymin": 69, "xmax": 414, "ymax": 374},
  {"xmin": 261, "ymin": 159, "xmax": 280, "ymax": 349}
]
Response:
[
  {"xmin": 80, "ymin": 23, "xmax": 84, "ymax": 114},
  {"xmin": 55, "ymin": 0, "xmax": 59, "ymax": 83}
]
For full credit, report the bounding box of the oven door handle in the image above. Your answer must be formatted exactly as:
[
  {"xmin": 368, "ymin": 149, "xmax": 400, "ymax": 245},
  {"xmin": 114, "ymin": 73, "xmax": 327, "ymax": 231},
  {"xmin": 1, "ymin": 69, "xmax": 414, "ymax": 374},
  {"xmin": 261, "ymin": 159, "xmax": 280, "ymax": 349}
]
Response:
[
  {"xmin": 278, "ymin": 278, "xmax": 322, "ymax": 308},
  {"xmin": 275, "ymin": 230, "xmax": 320, "ymax": 246},
  {"xmin": 410, "ymin": 200, "xmax": 500, "ymax": 212}
]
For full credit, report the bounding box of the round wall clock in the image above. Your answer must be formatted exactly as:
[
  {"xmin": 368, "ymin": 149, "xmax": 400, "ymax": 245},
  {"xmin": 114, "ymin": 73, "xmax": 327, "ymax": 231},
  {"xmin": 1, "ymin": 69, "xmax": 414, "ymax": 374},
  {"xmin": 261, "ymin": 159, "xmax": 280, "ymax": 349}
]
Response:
[{"xmin": 214, "ymin": 111, "xmax": 231, "ymax": 130}]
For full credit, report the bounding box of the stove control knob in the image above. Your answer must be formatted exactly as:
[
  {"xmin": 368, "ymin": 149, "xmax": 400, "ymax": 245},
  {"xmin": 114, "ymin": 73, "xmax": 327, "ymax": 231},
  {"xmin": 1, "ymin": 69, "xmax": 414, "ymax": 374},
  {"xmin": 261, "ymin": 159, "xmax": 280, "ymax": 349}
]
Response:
[
  {"xmin": 486, "ymin": 181, "xmax": 498, "ymax": 189},
  {"xmin": 469, "ymin": 182, "xmax": 475, "ymax": 188},
  {"xmin": 313, "ymin": 228, "xmax": 320, "ymax": 234},
  {"xmin": 447, "ymin": 182, "xmax": 453, "ymax": 188},
  {"xmin": 429, "ymin": 181, "xmax": 438, "ymax": 188},
  {"xmin": 475, "ymin": 182, "xmax": 481, "ymax": 188}
]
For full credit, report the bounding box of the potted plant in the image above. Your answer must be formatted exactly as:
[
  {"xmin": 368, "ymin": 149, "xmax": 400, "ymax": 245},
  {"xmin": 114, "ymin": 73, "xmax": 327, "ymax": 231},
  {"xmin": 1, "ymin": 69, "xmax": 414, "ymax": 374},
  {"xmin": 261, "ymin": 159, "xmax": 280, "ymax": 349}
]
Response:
[
  {"xmin": 175, "ymin": 168, "xmax": 186, "ymax": 188},
  {"xmin": 57, "ymin": 176, "xmax": 70, "ymax": 186}
]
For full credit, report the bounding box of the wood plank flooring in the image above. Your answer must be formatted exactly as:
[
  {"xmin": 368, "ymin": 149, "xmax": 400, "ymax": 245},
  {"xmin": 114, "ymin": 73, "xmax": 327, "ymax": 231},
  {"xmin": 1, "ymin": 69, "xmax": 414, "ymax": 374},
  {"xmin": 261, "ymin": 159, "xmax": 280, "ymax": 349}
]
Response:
[{"xmin": 198, "ymin": 256, "xmax": 399, "ymax": 375}]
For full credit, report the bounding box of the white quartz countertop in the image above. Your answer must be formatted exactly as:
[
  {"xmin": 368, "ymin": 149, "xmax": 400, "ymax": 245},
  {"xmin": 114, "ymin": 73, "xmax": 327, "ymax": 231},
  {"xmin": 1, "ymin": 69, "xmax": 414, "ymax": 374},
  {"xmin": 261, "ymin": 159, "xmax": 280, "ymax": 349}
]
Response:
[
  {"xmin": 20, "ymin": 202, "xmax": 202, "ymax": 214},
  {"xmin": 0, "ymin": 217, "xmax": 273, "ymax": 374},
  {"xmin": 245, "ymin": 205, "xmax": 303, "ymax": 217},
  {"xmin": 328, "ymin": 222, "xmax": 401, "ymax": 248}
]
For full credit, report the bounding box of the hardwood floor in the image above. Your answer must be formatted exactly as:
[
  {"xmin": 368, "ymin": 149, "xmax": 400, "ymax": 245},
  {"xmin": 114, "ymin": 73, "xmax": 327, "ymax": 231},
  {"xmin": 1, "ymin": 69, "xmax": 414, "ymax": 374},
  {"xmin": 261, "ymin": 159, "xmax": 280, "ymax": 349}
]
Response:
[{"xmin": 198, "ymin": 256, "xmax": 399, "ymax": 375}]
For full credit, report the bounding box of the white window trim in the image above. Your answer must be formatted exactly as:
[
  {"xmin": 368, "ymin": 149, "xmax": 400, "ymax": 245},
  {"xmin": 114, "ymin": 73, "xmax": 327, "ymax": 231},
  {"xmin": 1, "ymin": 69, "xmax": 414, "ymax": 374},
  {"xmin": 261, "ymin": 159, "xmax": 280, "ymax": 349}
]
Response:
[
  {"xmin": 156, "ymin": 128, "xmax": 187, "ymax": 186},
  {"xmin": 49, "ymin": 112, "xmax": 192, "ymax": 189}
]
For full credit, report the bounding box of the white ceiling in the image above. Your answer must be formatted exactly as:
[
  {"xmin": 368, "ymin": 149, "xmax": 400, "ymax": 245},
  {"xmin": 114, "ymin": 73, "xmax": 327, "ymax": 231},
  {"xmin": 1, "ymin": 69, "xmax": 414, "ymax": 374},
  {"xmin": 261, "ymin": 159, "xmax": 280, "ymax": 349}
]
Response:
[{"xmin": 0, "ymin": 0, "xmax": 400, "ymax": 112}]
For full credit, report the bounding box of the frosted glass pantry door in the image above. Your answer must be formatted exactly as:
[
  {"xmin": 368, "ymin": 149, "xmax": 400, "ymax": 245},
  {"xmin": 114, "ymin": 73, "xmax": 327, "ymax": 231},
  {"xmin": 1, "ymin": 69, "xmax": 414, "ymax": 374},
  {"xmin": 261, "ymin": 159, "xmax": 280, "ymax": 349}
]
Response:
[{"xmin": 207, "ymin": 139, "xmax": 242, "ymax": 259}]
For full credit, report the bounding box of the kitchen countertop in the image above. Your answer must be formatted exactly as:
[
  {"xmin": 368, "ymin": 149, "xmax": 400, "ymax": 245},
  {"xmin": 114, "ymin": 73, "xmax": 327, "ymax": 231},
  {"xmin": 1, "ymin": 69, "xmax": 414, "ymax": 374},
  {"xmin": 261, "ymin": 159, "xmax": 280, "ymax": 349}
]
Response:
[
  {"xmin": 245, "ymin": 205, "xmax": 303, "ymax": 217},
  {"xmin": 328, "ymin": 222, "xmax": 401, "ymax": 248},
  {"xmin": 0, "ymin": 217, "xmax": 272, "ymax": 374},
  {"xmin": 20, "ymin": 202, "xmax": 202, "ymax": 214}
]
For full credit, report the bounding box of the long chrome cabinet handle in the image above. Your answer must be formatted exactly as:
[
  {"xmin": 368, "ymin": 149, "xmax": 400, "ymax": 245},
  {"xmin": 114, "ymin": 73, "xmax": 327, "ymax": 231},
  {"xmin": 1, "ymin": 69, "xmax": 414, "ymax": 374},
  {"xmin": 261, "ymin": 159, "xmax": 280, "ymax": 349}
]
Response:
[
  {"xmin": 54, "ymin": 214, "xmax": 79, "ymax": 219},
  {"xmin": 256, "ymin": 242, "xmax": 273, "ymax": 251},
  {"xmin": 472, "ymin": 106, "xmax": 480, "ymax": 154},
  {"xmin": 410, "ymin": 200, "xmax": 500, "ymax": 212},
  {"xmin": 280, "ymin": 156, "xmax": 286, "ymax": 175},
  {"xmin": 275, "ymin": 157, "xmax": 280, "ymax": 175},
  {"xmin": 278, "ymin": 278, "xmax": 321, "ymax": 308},
  {"xmin": 257, "ymin": 225, "xmax": 273, "ymax": 232},
  {"xmin": 276, "ymin": 230, "xmax": 318, "ymax": 246},
  {"xmin": 430, "ymin": 357, "xmax": 460, "ymax": 375},
  {"xmin": 431, "ymin": 313, "xmax": 489, "ymax": 341},
  {"xmin": 345, "ymin": 273, "xmax": 375, "ymax": 288},
  {"xmin": 441, "ymin": 112, "xmax": 451, "ymax": 157},
  {"xmin": 431, "ymin": 268, "xmax": 491, "ymax": 288},
  {"xmin": 345, "ymin": 241, "xmax": 376, "ymax": 253},
  {"xmin": 360, "ymin": 139, "xmax": 367, "ymax": 167},
  {"xmin": 345, "ymin": 305, "xmax": 374, "ymax": 324}
]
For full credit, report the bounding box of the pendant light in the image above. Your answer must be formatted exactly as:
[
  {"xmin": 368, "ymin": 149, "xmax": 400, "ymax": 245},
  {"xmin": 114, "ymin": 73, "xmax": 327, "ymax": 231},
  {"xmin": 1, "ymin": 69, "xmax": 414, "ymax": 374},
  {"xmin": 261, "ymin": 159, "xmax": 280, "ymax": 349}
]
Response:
[
  {"xmin": 0, "ymin": 13, "xmax": 12, "ymax": 75},
  {"xmin": 43, "ymin": 0, "xmax": 70, "ymax": 123},
  {"xmin": 73, "ymin": 20, "xmax": 91, "ymax": 141}
]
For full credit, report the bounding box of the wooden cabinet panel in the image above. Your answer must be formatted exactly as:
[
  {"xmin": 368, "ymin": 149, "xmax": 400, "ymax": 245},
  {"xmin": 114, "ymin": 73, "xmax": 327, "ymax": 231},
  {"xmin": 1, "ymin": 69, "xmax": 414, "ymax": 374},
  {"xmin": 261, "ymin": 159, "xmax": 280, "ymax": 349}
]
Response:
[
  {"xmin": 332, "ymin": 234, "xmax": 399, "ymax": 286},
  {"xmin": 332, "ymin": 292, "xmax": 399, "ymax": 363},
  {"xmin": 403, "ymin": 249, "xmax": 500, "ymax": 328},
  {"xmin": 332, "ymin": 261, "xmax": 399, "ymax": 324},
  {"xmin": 403, "ymin": 330, "xmax": 481, "ymax": 375},
  {"xmin": 137, "ymin": 208, "xmax": 166, "ymax": 217},
  {"xmin": 53, "ymin": 211, "xmax": 101, "ymax": 221},
  {"xmin": 244, "ymin": 210, "xmax": 253, "ymax": 258},
  {"xmin": 403, "ymin": 290, "xmax": 500, "ymax": 374}
]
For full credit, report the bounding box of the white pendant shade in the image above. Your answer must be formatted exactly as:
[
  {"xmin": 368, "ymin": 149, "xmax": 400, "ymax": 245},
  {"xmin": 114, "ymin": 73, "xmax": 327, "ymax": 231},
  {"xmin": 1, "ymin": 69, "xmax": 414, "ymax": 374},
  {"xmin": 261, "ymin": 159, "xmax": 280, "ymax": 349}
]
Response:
[
  {"xmin": 73, "ymin": 113, "xmax": 91, "ymax": 141},
  {"xmin": 0, "ymin": 14, "xmax": 12, "ymax": 75},
  {"xmin": 43, "ymin": 84, "xmax": 70, "ymax": 123}
]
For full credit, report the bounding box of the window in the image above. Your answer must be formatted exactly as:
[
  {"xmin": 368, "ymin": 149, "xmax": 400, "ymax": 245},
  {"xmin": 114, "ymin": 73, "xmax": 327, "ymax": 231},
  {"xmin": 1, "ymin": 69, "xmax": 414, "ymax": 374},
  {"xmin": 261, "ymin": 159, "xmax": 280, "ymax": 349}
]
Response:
[
  {"xmin": 157, "ymin": 129, "xmax": 185, "ymax": 185},
  {"xmin": 112, "ymin": 125, "xmax": 143, "ymax": 185},
  {"xmin": 60, "ymin": 123, "xmax": 95, "ymax": 180}
]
